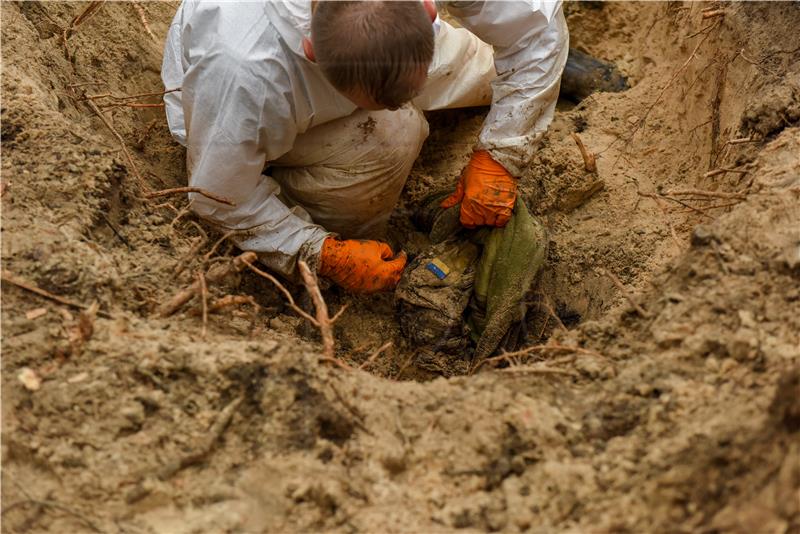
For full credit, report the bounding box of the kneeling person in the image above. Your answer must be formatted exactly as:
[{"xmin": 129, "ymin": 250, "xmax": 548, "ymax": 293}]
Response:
[{"xmin": 161, "ymin": 0, "xmax": 568, "ymax": 292}]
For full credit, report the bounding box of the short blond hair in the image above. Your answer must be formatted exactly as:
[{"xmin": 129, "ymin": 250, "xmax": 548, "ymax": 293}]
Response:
[{"xmin": 312, "ymin": 1, "xmax": 434, "ymax": 109}]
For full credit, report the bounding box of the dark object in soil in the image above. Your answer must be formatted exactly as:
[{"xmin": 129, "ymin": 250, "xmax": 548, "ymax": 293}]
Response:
[{"xmin": 560, "ymin": 48, "xmax": 630, "ymax": 101}]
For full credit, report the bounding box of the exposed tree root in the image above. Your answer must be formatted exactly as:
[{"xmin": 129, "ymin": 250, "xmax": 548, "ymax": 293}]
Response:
[
  {"xmin": 243, "ymin": 259, "xmax": 350, "ymax": 368},
  {"xmin": 160, "ymin": 252, "xmax": 257, "ymax": 317},
  {"xmin": 1, "ymin": 271, "xmax": 111, "ymax": 318}
]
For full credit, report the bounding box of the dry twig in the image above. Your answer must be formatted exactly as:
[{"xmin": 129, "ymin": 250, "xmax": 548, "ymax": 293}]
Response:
[
  {"xmin": 131, "ymin": 2, "xmax": 156, "ymax": 41},
  {"xmin": 62, "ymin": 1, "xmax": 106, "ymax": 60},
  {"xmin": 359, "ymin": 342, "xmax": 393, "ymax": 371},
  {"xmin": 327, "ymin": 382, "xmax": 373, "ymax": 435},
  {"xmin": 571, "ymin": 133, "xmax": 597, "ymax": 173},
  {"xmin": 2, "ymin": 495, "xmax": 103, "ymax": 533},
  {"xmin": 197, "ymin": 271, "xmax": 208, "ymax": 338},
  {"xmin": 726, "ymin": 137, "xmax": 755, "ymax": 145},
  {"xmin": 597, "ymin": 267, "xmax": 652, "ymax": 318},
  {"xmin": 638, "ymin": 191, "xmax": 712, "ymax": 220},
  {"xmin": 532, "ymin": 295, "xmax": 567, "ymax": 336},
  {"xmin": 207, "ymin": 295, "xmax": 259, "ymax": 314},
  {"xmin": 330, "ymin": 304, "xmax": 349, "ymax": 324},
  {"xmin": 500, "ymin": 366, "xmax": 579, "ymax": 377},
  {"xmin": 173, "ymin": 235, "xmax": 207, "ymax": 277},
  {"xmin": 298, "ymin": 261, "xmax": 335, "ymax": 360},
  {"xmin": 686, "ymin": 21, "xmax": 717, "ymax": 39},
  {"xmin": 665, "ymin": 188, "xmax": 747, "ymax": 200},
  {"xmin": 243, "ymin": 261, "xmax": 317, "ymax": 325},
  {"xmin": 394, "ymin": 353, "xmax": 415, "ymax": 379},
  {"xmin": 168, "ymin": 200, "xmax": 195, "ymax": 230},
  {"xmin": 704, "ymin": 167, "xmax": 749, "ymax": 178},
  {"xmin": 1, "ymin": 271, "xmax": 111, "ymax": 318},
  {"xmin": 701, "ymin": 9, "xmax": 725, "ymax": 19},
  {"xmin": 99, "ymin": 102, "xmax": 164, "ymax": 111},
  {"xmin": 160, "ymin": 252, "xmax": 257, "ymax": 317},
  {"xmin": 86, "ymin": 88, "xmax": 178, "ymax": 111},
  {"xmin": 189, "ymin": 295, "xmax": 260, "ymax": 317},
  {"xmin": 244, "ymin": 259, "xmax": 350, "ymax": 368},
  {"xmin": 85, "ymin": 88, "xmax": 180, "ymax": 102},
  {"xmin": 737, "ymin": 48, "xmax": 779, "ymax": 76},
  {"xmin": 85, "ymin": 99, "xmax": 146, "ymax": 189},
  {"xmin": 203, "ymin": 231, "xmax": 240, "ymax": 263},
  {"xmin": 684, "ymin": 201, "xmax": 742, "ymax": 212},
  {"xmin": 145, "ymin": 187, "xmax": 235, "ymax": 207},
  {"xmin": 473, "ymin": 343, "xmax": 606, "ymax": 373}
]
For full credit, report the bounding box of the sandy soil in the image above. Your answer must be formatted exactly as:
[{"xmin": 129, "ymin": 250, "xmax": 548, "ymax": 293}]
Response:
[{"xmin": 1, "ymin": 1, "xmax": 798, "ymax": 532}]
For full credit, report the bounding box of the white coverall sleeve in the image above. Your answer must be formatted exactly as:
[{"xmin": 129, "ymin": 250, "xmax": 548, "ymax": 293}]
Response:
[
  {"xmin": 440, "ymin": 1, "xmax": 569, "ymax": 177},
  {"xmin": 163, "ymin": 18, "xmax": 330, "ymax": 277}
]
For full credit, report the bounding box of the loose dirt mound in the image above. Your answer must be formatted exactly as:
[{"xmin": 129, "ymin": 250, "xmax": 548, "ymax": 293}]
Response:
[{"xmin": 2, "ymin": 2, "xmax": 798, "ymax": 532}]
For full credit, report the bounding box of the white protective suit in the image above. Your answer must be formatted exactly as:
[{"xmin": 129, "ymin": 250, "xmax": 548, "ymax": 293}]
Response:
[{"xmin": 162, "ymin": 1, "xmax": 568, "ymax": 277}]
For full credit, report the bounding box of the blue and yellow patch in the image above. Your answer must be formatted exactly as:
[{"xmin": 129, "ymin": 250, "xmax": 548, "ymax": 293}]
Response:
[{"xmin": 425, "ymin": 258, "xmax": 451, "ymax": 280}]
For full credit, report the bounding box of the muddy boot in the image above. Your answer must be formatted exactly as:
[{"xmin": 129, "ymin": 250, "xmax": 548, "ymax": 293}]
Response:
[{"xmin": 560, "ymin": 48, "xmax": 629, "ymax": 101}]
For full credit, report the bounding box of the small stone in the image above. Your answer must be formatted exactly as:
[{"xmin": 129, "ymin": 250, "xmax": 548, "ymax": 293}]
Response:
[
  {"xmin": 691, "ymin": 224, "xmax": 717, "ymax": 247},
  {"xmin": 68, "ymin": 372, "xmax": 89, "ymax": 383},
  {"xmin": 25, "ymin": 307, "xmax": 48, "ymax": 320},
  {"xmin": 380, "ymin": 450, "xmax": 407, "ymax": 475},
  {"xmin": 575, "ymin": 356, "xmax": 613, "ymax": 379},
  {"xmin": 120, "ymin": 402, "xmax": 145, "ymax": 427},
  {"xmin": 727, "ymin": 332, "xmax": 758, "ymax": 361},
  {"xmin": 720, "ymin": 358, "xmax": 738, "ymax": 374},
  {"xmin": 737, "ymin": 310, "xmax": 756, "ymax": 329},
  {"xmin": 18, "ymin": 367, "xmax": 41, "ymax": 391},
  {"xmin": 778, "ymin": 243, "xmax": 800, "ymax": 272},
  {"xmin": 135, "ymin": 390, "xmax": 165, "ymax": 411}
]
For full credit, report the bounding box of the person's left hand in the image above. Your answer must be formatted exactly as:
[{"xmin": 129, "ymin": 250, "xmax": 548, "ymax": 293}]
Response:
[{"xmin": 440, "ymin": 150, "xmax": 517, "ymax": 228}]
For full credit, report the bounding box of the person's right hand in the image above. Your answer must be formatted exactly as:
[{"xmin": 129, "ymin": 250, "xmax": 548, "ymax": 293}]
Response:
[{"xmin": 318, "ymin": 238, "xmax": 407, "ymax": 293}]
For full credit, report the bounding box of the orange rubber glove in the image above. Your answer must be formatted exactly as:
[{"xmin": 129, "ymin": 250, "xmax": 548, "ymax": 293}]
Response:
[
  {"xmin": 318, "ymin": 238, "xmax": 407, "ymax": 293},
  {"xmin": 440, "ymin": 150, "xmax": 517, "ymax": 228}
]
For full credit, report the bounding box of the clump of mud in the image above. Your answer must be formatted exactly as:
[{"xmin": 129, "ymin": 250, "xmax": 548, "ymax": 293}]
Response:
[{"xmin": 2, "ymin": 2, "xmax": 799, "ymax": 532}]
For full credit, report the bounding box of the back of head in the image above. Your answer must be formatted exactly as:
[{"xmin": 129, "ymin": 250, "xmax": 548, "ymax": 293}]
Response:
[{"xmin": 312, "ymin": 1, "xmax": 434, "ymax": 110}]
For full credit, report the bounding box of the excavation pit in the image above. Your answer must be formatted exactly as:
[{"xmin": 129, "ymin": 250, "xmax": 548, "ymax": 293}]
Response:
[{"xmin": 2, "ymin": 2, "xmax": 799, "ymax": 531}]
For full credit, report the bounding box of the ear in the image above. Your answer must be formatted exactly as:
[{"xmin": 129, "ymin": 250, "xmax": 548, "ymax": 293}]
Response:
[
  {"xmin": 423, "ymin": 0, "xmax": 437, "ymax": 22},
  {"xmin": 303, "ymin": 37, "xmax": 316, "ymax": 62}
]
